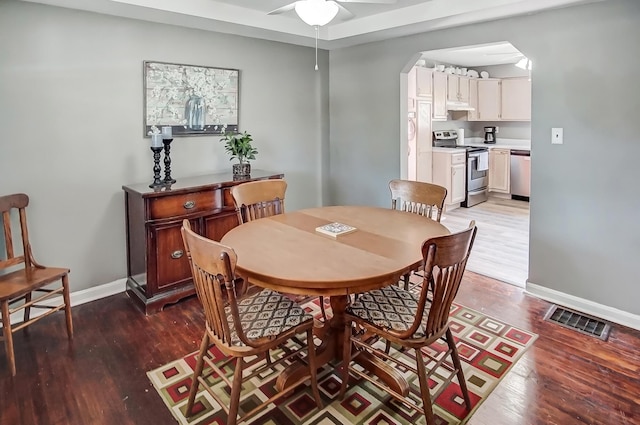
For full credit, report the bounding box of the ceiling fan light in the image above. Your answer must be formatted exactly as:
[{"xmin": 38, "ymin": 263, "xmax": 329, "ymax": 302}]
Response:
[{"xmin": 295, "ymin": 0, "xmax": 339, "ymax": 26}]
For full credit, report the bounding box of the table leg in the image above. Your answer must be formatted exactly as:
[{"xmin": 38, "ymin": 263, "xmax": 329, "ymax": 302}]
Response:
[{"xmin": 275, "ymin": 295, "xmax": 408, "ymax": 396}]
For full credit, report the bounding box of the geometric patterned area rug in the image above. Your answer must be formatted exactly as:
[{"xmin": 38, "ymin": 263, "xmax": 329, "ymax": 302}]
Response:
[{"xmin": 148, "ymin": 300, "xmax": 537, "ymax": 425}]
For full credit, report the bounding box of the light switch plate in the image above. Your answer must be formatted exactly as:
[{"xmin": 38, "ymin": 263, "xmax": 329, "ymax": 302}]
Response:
[{"xmin": 552, "ymin": 128, "xmax": 563, "ymax": 144}]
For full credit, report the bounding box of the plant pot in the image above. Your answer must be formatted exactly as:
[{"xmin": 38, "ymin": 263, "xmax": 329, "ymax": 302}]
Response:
[{"xmin": 232, "ymin": 163, "xmax": 251, "ymax": 177}]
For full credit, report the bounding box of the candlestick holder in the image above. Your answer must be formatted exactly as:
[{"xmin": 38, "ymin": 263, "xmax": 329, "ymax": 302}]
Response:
[
  {"xmin": 149, "ymin": 146, "xmax": 164, "ymax": 188},
  {"xmin": 162, "ymin": 138, "xmax": 176, "ymax": 185}
]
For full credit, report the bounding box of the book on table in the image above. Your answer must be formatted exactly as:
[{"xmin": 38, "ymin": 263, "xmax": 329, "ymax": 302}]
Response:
[{"xmin": 315, "ymin": 222, "xmax": 357, "ymax": 238}]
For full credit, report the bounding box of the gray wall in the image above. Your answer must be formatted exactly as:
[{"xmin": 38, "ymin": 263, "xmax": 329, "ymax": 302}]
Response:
[
  {"xmin": 330, "ymin": 1, "xmax": 640, "ymax": 315},
  {"xmin": 0, "ymin": 1, "xmax": 329, "ymax": 291}
]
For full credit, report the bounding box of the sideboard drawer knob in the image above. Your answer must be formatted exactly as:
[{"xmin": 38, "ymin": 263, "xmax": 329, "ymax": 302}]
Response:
[
  {"xmin": 171, "ymin": 250, "xmax": 184, "ymax": 259},
  {"xmin": 183, "ymin": 200, "xmax": 196, "ymax": 209}
]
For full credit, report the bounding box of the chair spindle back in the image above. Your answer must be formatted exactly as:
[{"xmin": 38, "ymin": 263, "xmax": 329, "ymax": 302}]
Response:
[
  {"xmin": 0, "ymin": 193, "xmax": 32, "ymax": 271},
  {"xmin": 181, "ymin": 220, "xmax": 240, "ymax": 346},
  {"xmin": 231, "ymin": 179, "xmax": 287, "ymax": 223},
  {"xmin": 389, "ymin": 179, "xmax": 447, "ymax": 222}
]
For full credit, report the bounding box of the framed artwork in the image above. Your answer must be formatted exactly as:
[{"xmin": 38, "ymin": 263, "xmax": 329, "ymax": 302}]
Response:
[{"xmin": 143, "ymin": 61, "xmax": 239, "ymax": 137}]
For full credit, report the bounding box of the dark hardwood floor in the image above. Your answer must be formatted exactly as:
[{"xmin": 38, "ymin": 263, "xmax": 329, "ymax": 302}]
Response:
[{"xmin": 1, "ymin": 272, "xmax": 639, "ymax": 425}]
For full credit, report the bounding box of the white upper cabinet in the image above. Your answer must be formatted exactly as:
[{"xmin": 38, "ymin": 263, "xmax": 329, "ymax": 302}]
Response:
[
  {"xmin": 468, "ymin": 78, "xmax": 479, "ymax": 121},
  {"xmin": 447, "ymin": 75, "xmax": 470, "ymax": 103},
  {"xmin": 416, "ymin": 67, "xmax": 433, "ymax": 98},
  {"xmin": 432, "ymin": 72, "xmax": 448, "ymax": 121},
  {"xmin": 500, "ymin": 77, "xmax": 531, "ymax": 121},
  {"xmin": 477, "ymin": 79, "xmax": 501, "ymax": 121}
]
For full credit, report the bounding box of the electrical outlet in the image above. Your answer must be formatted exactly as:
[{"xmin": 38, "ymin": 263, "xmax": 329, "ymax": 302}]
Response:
[
  {"xmin": 552, "ymin": 128, "xmax": 563, "ymax": 144},
  {"xmin": 495, "ymin": 126, "xmax": 499, "ymax": 134}
]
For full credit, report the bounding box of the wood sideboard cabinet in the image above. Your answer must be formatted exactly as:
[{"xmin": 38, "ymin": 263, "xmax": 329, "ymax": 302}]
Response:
[{"xmin": 122, "ymin": 170, "xmax": 284, "ymax": 315}]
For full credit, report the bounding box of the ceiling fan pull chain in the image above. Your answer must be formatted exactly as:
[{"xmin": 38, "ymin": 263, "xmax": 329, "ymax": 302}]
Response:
[{"xmin": 315, "ymin": 25, "xmax": 319, "ymax": 71}]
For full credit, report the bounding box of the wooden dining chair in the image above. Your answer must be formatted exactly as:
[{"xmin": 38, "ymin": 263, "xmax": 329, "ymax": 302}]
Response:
[
  {"xmin": 0, "ymin": 193, "xmax": 73, "ymax": 376},
  {"xmin": 339, "ymin": 221, "xmax": 477, "ymax": 425},
  {"xmin": 180, "ymin": 220, "xmax": 322, "ymax": 425},
  {"xmin": 389, "ymin": 179, "xmax": 448, "ymax": 290},
  {"xmin": 231, "ymin": 179, "xmax": 328, "ymax": 321},
  {"xmin": 231, "ymin": 179, "xmax": 287, "ymax": 224},
  {"xmin": 389, "ymin": 179, "xmax": 447, "ymax": 222}
]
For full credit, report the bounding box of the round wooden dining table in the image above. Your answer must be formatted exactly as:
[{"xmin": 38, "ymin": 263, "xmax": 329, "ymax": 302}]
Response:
[{"xmin": 220, "ymin": 205, "xmax": 449, "ymax": 393}]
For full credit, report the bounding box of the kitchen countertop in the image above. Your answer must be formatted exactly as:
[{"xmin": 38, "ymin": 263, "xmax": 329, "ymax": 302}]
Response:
[
  {"xmin": 432, "ymin": 139, "xmax": 531, "ymax": 152},
  {"xmin": 432, "ymin": 147, "xmax": 466, "ymax": 153},
  {"xmin": 461, "ymin": 137, "xmax": 531, "ymax": 151}
]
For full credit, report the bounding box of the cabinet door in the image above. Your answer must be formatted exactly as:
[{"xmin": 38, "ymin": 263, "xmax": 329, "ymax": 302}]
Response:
[
  {"xmin": 203, "ymin": 211, "xmax": 239, "ymax": 242},
  {"xmin": 489, "ymin": 149, "xmax": 510, "ymax": 193},
  {"xmin": 415, "ymin": 101, "xmax": 433, "ymax": 183},
  {"xmin": 477, "ymin": 79, "xmax": 501, "ymax": 121},
  {"xmin": 447, "ymin": 74, "xmax": 459, "ymax": 102},
  {"xmin": 458, "ymin": 76, "xmax": 470, "ymax": 103},
  {"xmin": 416, "ymin": 67, "xmax": 433, "ymax": 98},
  {"xmin": 501, "ymin": 78, "xmax": 531, "ymax": 121},
  {"xmin": 151, "ymin": 221, "xmax": 194, "ymax": 293},
  {"xmin": 432, "ymin": 72, "xmax": 448, "ymax": 120},
  {"xmin": 408, "ymin": 67, "xmax": 417, "ymax": 108},
  {"xmin": 451, "ymin": 163, "xmax": 466, "ymax": 203},
  {"xmin": 468, "ymin": 79, "xmax": 479, "ymax": 121}
]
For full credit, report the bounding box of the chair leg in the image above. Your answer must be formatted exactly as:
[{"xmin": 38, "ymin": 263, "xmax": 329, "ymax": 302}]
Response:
[
  {"xmin": 306, "ymin": 328, "xmax": 323, "ymax": 409},
  {"xmin": 446, "ymin": 327, "xmax": 471, "ymax": 408},
  {"xmin": 227, "ymin": 357, "xmax": 244, "ymax": 425},
  {"xmin": 23, "ymin": 293, "xmax": 32, "ymax": 323},
  {"xmin": 402, "ymin": 273, "xmax": 410, "ymax": 291},
  {"xmin": 415, "ymin": 347, "xmax": 436, "ymax": 425},
  {"xmin": 1, "ymin": 300, "xmax": 16, "ymax": 376},
  {"xmin": 186, "ymin": 333, "xmax": 209, "ymax": 417},
  {"xmin": 338, "ymin": 320, "xmax": 353, "ymax": 399},
  {"xmin": 319, "ymin": 296, "xmax": 327, "ymax": 322},
  {"xmin": 62, "ymin": 274, "xmax": 73, "ymax": 338}
]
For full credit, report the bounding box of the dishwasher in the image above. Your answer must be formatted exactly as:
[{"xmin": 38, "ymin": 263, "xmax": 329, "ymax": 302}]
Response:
[{"xmin": 510, "ymin": 150, "xmax": 530, "ymax": 201}]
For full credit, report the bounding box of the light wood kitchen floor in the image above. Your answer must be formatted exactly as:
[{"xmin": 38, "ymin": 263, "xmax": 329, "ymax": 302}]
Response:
[{"xmin": 441, "ymin": 196, "xmax": 529, "ymax": 287}]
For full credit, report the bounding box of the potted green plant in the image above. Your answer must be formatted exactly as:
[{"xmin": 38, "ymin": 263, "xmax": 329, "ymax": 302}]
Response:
[{"xmin": 220, "ymin": 130, "xmax": 258, "ymax": 177}]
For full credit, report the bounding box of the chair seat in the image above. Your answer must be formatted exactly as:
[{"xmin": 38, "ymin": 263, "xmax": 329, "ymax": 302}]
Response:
[
  {"xmin": 226, "ymin": 289, "xmax": 313, "ymax": 346},
  {"xmin": 0, "ymin": 266, "xmax": 69, "ymax": 301},
  {"xmin": 347, "ymin": 285, "xmax": 432, "ymax": 339}
]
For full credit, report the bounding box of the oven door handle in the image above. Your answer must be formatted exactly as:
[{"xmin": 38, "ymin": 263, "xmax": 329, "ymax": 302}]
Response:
[{"xmin": 468, "ymin": 153, "xmax": 480, "ymax": 158}]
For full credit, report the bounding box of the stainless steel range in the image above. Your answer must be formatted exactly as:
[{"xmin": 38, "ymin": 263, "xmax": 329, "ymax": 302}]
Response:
[{"xmin": 433, "ymin": 130, "xmax": 489, "ymax": 207}]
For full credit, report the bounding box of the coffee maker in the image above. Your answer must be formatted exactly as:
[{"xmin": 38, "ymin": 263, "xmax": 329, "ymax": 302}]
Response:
[{"xmin": 484, "ymin": 126, "xmax": 497, "ymax": 144}]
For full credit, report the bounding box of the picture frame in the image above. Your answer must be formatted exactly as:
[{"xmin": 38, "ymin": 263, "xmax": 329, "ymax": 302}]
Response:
[{"xmin": 143, "ymin": 61, "xmax": 239, "ymax": 137}]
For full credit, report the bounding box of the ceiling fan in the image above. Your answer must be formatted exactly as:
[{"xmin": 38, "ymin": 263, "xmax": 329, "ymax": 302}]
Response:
[{"xmin": 268, "ymin": 0, "xmax": 397, "ymax": 27}]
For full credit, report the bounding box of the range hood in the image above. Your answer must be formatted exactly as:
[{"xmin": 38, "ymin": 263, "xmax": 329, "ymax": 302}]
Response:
[{"xmin": 446, "ymin": 101, "xmax": 475, "ymax": 111}]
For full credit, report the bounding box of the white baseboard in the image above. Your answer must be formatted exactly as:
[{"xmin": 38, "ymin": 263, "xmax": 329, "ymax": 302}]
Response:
[
  {"xmin": 6, "ymin": 278, "xmax": 126, "ymax": 325},
  {"xmin": 526, "ymin": 281, "xmax": 640, "ymax": 331}
]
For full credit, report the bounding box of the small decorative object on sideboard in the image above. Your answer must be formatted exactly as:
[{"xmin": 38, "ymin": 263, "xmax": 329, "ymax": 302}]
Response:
[
  {"xmin": 315, "ymin": 222, "xmax": 357, "ymax": 238},
  {"xmin": 161, "ymin": 126, "xmax": 176, "ymax": 184},
  {"xmin": 149, "ymin": 132, "xmax": 164, "ymax": 188},
  {"xmin": 220, "ymin": 130, "xmax": 258, "ymax": 177}
]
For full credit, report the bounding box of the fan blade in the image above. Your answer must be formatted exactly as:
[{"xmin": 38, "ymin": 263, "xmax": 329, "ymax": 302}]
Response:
[
  {"xmin": 337, "ymin": 0, "xmax": 397, "ymax": 4},
  {"xmin": 331, "ymin": 1, "xmax": 355, "ymax": 20},
  {"xmin": 267, "ymin": 2, "xmax": 298, "ymax": 15}
]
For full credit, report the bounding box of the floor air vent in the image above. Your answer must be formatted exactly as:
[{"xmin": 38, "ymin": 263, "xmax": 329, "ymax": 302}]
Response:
[{"xmin": 544, "ymin": 305, "xmax": 611, "ymax": 341}]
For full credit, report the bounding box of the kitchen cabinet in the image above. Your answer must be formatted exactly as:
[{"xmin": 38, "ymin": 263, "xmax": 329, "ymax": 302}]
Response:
[
  {"xmin": 432, "ymin": 71, "xmax": 448, "ymax": 121},
  {"xmin": 122, "ymin": 170, "xmax": 284, "ymax": 314},
  {"xmin": 433, "ymin": 151, "xmax": 466, "ymax": 206},
  {"xmin": 447, "ymin": 75, "xmax": 470, "ymax": 103},
  {"xmin": 488, "ymin": 148, "xmax": 510, "ymax": 193},
  {"xmin": 468, "ymin": 78, "xmax": 479, "ymax": 121},
  {"xmin": 407, "ymin": 67, "xmax": 417, "ymax": 112},
  {"xmin": 501, "ymin": 77, "xmax": 531, "ymax": 121},
  {"xmin": 477, "ymin": 79, "xmax": 501, "ymax": 121},
  {"xmin": 416, "ymin": 67, "xmax": 433, "ymax": 98}
]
